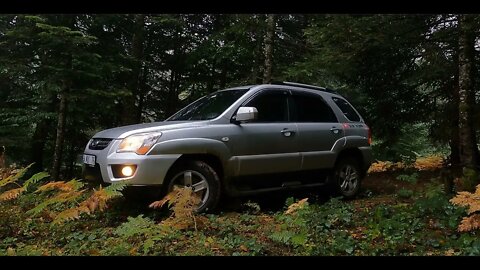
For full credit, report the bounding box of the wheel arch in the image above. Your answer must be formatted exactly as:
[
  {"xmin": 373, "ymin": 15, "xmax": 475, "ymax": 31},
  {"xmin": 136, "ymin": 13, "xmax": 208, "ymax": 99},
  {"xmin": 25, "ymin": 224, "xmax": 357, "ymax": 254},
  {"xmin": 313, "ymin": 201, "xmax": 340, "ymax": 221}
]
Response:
[
  {"xmin": 164, "ymin": 153, "xmax": 224, "ymax": 187},
  {"xmin": 335, "ymin": 148, "xmax": 366, "ymax": 178}
]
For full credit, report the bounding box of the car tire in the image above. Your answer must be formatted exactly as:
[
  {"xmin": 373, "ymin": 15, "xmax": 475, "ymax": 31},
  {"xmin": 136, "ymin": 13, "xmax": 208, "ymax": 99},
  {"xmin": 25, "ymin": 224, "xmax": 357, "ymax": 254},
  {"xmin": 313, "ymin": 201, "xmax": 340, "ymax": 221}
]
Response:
[
  {"xmin": 329, "ymin": 157, "xmax": 362, "ymax": 199},
  {"xmin": 165, "ymin": 160, "xmax": 221, "ymax": 213}
]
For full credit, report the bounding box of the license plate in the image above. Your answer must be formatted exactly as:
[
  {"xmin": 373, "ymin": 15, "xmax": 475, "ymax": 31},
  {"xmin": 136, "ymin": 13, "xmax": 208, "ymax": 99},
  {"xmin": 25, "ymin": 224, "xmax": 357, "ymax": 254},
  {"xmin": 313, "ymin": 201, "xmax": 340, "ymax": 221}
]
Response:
[{"xmin": 83, "ymin": 154, "xmax": 96, "ymax": 167}]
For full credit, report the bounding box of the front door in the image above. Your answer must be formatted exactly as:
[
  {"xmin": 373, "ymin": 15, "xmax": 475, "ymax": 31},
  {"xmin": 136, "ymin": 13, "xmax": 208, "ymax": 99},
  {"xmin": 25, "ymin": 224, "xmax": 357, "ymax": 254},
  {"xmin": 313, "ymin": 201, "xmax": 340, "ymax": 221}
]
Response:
[{"xmin": 229, "ymin": 89, "xmax": 301, "ymax": 176}]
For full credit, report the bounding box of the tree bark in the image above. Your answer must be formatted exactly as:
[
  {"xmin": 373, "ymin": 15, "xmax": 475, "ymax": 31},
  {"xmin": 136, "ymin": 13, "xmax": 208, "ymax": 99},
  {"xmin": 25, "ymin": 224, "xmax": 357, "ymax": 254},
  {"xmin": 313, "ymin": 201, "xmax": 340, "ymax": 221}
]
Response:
[
  {"xmin": 263, "ymin": 14, "xmax": 275, "ymax": 84},
  {"xmin": 51, "ymin": 89, "xmax": 68, "ymax": 181},
  {"xmin": 136, "ymin": 65, "xmax": 148, "ymax": 122},
  {"xmin": 30, "ymin": 119, "xmax": 49, "ymax": 172},
  {"xmin": 165, "ymin": 69, "xmax": 180, "ymax": 117},
  {"xmin": 220, "ymin": 60, "xmax": 228, "ymax": 89},
  {"xmin": 51, "ymin": 15, "xmax": 74, "ymax": 181},
  {"xmin": 457, "ymin": 14, "xmax": 479, "ymax": 171},
  {"xmin": 450, "ymin": 74, "xmax": 461, "ymax": 167},
  {"xmin": 121, "ymin": 14, "xmax": 146, "ymax": 125}
]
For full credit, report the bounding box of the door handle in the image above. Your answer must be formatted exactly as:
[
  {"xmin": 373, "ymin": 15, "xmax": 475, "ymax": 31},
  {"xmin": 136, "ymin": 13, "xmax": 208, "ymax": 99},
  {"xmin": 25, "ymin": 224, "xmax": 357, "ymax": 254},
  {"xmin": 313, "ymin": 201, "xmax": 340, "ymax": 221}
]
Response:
[
  {"xmin": 330, "ymin": 127, "xmax": 341, "ymax": 134},
  {"xmin": 281, "ymin": 129, "xmax": 295, "ymax": 137}
]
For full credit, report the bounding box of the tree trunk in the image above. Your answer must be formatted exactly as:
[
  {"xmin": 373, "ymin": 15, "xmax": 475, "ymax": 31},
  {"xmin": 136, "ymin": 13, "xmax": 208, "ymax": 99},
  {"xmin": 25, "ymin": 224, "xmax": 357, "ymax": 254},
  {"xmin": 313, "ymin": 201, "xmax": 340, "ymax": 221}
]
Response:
[
  {"xmin": 220, "ymin": 60, "xmax": 228, "ymax": 89},
  {"xmin": 30, "ymin": 119, "xmax": 49, "ymax": 172},
  {"xmin": 121, "ymin": 14, "xmax": 146, "ymax": 125},
  {"xmin": 457, "ymin": 14, "xmax": 479, "ymax": 171},
  {"xmin": 263, "ymin": 14, "xmax": 275, "ymax": 84},
  {"xmin": 51, "ymin": 89, "xmax": 68, "ymax": 181},
  {"xmin": 165, "ymin": 69, "xmax": 180, "ymax": 117},
  {"xmin": 450, "ymin": 74, "xmax": 461, "ymax": 167},
  {"xmin": 250, "ymin": 15, "xmax": 265, "ymax": 84},
  {"xmin": 137, "ymin": 65, "xmax": 148, "ymax": 122},
  {"xmin": 64, "ymin": 141, "xmax": 77, "ymax": 180}
]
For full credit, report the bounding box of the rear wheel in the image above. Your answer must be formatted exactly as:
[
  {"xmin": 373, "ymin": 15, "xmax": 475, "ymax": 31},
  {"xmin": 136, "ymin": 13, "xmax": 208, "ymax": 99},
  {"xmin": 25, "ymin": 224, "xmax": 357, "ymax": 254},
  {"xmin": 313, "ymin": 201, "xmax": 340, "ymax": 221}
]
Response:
[
  {"xmin": 166, "ymin": 160, "xmax": 221, "ymax": 213},
  {"xmin": 330, "ymin": 157, "xmax": 362, "ymax": 199}
]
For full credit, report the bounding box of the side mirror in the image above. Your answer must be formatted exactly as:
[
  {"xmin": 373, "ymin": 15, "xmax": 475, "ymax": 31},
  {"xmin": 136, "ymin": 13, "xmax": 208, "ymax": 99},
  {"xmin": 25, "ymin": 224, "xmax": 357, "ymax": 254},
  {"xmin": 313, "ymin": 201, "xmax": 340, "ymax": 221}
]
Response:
[{"xmin": 234, "ymin": 107, "xmax": 258, "ymax": 122}]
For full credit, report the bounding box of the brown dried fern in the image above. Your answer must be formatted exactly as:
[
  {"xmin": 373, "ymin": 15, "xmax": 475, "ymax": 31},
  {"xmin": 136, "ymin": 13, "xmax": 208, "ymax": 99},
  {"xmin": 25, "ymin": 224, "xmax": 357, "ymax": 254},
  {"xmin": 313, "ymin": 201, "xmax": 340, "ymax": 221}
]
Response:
[
  {"xmin": 150, "ymin": 186, "xmax": 202, "ymax": 230},
  {"xmin": 451, "ymin": 184, "xmax": 480, "ymax": 232}
]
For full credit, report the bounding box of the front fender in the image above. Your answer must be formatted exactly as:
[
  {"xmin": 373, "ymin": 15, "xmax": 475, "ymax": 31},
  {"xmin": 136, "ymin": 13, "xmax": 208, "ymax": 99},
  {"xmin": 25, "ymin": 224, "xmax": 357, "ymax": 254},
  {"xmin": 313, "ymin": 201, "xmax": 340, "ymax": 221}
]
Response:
[{"xmin": 148, "ymin": 137, "xmax": 232, "ymax": 167}]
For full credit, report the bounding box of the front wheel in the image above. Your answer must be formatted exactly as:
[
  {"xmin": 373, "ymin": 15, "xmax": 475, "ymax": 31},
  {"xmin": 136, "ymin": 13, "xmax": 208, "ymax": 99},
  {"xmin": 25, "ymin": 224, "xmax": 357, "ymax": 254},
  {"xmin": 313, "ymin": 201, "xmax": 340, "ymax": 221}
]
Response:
[
  {"xmin": 329, "ymin": 157, "xmax": 362, "ymax": 199},
  {"xmin": 166, "ymin": 160, "xmax": 221, "ymax": 213}
]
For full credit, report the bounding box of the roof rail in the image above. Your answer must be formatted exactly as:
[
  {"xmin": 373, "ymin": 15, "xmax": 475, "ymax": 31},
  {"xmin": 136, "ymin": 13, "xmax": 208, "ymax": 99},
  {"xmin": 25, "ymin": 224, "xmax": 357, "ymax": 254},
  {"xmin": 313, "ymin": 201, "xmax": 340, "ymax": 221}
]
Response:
[{"xmin": 271, "ymin": 81, "xmax": 337, "ymax": 94}]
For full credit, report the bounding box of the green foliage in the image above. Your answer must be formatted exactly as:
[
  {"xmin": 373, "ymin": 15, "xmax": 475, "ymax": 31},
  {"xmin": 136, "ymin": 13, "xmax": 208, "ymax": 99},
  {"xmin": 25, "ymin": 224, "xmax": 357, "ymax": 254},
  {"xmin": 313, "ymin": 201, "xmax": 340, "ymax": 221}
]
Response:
[
  {"xmin": 424, "ymin": 181, "xmax": 446, "ymax": 199},
  {"xmin": 461, "ymin": 167, "xmax": 479, "ymax": 192},
  {"xmin": 114, "ymin": 215, "xmax": 158, "ymax": 238},
  {"xmin": 114, "ymin": 214, "xmax": 180, "ymax": 255},
  {"xmin": 0, "ymin": 14, "xmax": 469, "ymax": 179},
  {"xmin": 242, "ymin": 201, "xmax": 261, "ymax": 214},
  {"xmin": 397, "ymin": 188, "xmax": 414, "ymax": 199},
  {"xmin": 270, "ymin": 198, "xmax": 311, "ymax": 251},
  {"xmin": 270, "ymin": 197, "xmax": 356, "ymax": 255},
  {"xmin": 103, "ymin": 181, "xmax": 128, "ymax": 198},
  {"xmin": 22, "ymin": 172, "xmax": 50, "ymax": 191},
  {"xmin": 396, "ymin": 172, "xmax": 418, "ymax": 184},
  {"xmin": 372, "ymin": 124, "xmax": 449, "ymax": 163},
  {"xmin": 0, "ymin": 171, "xmax": 476, "ymax": 256},
  {"xmin": 0, "ymin": 164, "xmax": 33, "ymax": 188}
]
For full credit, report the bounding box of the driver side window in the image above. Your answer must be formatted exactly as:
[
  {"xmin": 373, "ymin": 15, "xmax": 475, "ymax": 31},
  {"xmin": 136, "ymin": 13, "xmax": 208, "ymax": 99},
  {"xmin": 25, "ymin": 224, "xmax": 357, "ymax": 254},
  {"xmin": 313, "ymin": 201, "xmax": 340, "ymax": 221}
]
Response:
[{"xmin": 245, "ymin": 90, "xmax": 289, "ymax": 122}]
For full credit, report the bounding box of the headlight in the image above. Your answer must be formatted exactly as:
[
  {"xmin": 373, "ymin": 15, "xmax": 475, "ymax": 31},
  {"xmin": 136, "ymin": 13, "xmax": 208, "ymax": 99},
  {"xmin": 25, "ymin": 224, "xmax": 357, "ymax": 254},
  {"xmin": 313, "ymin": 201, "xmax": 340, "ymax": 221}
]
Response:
[{"xmin": 117, "ymin": 132, "xmax": 162, "ymax": 155}]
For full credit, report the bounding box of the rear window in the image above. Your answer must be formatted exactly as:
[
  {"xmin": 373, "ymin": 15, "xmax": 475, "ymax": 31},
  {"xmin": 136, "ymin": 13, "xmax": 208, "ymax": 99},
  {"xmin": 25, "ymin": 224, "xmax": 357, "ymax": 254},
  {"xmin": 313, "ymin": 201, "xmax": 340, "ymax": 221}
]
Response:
[{"xmin": 332, "ymin": 97, "xmax": 361, "ymax": 122}]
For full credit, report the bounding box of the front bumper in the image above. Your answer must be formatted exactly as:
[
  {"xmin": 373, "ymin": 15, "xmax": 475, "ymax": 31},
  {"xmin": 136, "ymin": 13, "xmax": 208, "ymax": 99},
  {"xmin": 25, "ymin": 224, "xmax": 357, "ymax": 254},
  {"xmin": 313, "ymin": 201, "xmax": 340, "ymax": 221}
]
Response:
[{"xmin": 83, "ymin": 139, "xmax": 181, "ymax": 186}]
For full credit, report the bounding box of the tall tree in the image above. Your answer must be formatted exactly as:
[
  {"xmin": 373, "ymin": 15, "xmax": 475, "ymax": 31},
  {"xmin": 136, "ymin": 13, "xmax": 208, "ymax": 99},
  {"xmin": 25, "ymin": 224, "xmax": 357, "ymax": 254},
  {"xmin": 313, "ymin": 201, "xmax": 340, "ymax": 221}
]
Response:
[
  {"xmin": 457, "ymin": 14, "xmax": 479, "ymax": 171},
  {"xmin": 263, "ymin": 14, "xmax": 275, "ymax": 83},
  {"xmin": 121, "ymin": 14, "xmax": 146, "ymax": 125},
  {"xmin": 1, "ymin": 15, "xmax": 102, "ymax": 179}
]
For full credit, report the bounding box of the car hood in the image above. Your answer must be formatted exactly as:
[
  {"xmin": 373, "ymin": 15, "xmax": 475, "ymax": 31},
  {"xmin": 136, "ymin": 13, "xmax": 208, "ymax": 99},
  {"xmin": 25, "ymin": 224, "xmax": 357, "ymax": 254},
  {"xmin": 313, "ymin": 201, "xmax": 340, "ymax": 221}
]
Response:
[{"xmin": 93, "ymin": 121, "xmax": 209, "ymax": 139}]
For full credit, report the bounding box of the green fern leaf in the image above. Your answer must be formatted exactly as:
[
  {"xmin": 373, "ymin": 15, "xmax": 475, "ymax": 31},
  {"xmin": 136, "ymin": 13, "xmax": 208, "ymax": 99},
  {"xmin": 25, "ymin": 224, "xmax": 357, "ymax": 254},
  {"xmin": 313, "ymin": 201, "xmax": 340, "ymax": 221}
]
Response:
[
  {"xmin": 23, "ymin": 172, "xmax": 49, "ymax": 191},
  {"xmin": 0, "ymin": 163, "xmax": 33, "ymax": 187},
  {"xmin": 66, "ymin": 179, "xmax": 84, "ymax": 191},
  {"xmin": 104, "ymin": 182, "xmax": 127, "ymax": 198}
]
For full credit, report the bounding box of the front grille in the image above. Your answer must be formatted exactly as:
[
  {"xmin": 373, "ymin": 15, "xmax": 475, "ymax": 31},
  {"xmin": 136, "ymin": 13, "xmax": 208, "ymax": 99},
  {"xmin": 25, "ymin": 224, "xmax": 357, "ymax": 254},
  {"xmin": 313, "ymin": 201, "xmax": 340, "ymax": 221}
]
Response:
[{"xmin": 88, "ymin": 138, "xmax": 113, "ymax": 150}]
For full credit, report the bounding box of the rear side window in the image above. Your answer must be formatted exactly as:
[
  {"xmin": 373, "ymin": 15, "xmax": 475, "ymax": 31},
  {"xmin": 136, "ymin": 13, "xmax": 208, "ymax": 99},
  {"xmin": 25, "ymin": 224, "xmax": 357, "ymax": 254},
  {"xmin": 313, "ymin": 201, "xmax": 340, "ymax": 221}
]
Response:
[
  {"xmin": 291, "ymin": 93, "xmax": 338, "ymax": 123},
  {"xmin": 332, "ymin": 97, "xmax": 361, "ymax": 122}
]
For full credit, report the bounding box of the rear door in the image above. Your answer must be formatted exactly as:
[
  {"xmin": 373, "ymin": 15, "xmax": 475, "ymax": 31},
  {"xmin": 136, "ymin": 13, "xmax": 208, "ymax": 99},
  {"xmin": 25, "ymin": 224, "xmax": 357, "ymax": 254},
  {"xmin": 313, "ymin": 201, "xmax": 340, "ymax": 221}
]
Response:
[{"xmin": 290, "ymin": 91, "xmax": 342, "ymax": 170}]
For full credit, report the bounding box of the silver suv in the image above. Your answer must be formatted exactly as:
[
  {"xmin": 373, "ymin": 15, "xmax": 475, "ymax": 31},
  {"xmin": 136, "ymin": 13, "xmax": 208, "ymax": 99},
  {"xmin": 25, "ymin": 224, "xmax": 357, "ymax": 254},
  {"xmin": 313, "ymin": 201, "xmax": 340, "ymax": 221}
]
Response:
[{"xmin": 83, "ymin": 82, "xmax": 372, "ymax": 212}]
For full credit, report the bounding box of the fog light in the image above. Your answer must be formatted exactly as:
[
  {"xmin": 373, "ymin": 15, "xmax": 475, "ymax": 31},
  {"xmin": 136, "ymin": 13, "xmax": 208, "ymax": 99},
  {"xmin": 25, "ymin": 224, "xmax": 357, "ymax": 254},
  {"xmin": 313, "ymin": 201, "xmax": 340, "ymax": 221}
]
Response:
[{"xmin": 121, "ymin": 166, "xmax": 134, "ymax": 177}]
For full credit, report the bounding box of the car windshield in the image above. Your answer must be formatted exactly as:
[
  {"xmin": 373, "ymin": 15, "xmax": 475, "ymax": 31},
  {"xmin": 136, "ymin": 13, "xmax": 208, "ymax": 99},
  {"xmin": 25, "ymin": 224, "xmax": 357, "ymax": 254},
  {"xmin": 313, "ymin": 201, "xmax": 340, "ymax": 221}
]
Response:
[{"xmin": 167, "ymin": 89, "xmax": 249, "ymax": 121}]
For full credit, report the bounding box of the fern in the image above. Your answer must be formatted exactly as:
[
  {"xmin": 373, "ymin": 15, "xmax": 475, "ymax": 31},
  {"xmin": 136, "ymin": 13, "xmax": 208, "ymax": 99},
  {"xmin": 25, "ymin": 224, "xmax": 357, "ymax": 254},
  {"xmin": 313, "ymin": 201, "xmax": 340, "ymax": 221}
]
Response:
[
  {"xmin": 53, "ymin": 182, "xmax": 127, "ymax": 224},
  {"xmin": 458, "ymin": 214, "xmax": 480, "ymax": 232},
  {"xmin": 52, "ymin": 207, "xmax": 85, "ymax": 224},
  {"xmin": 368, "ymin": 155, "xmax": 444, "ymax": 173},
  {"xmin": 115, "ymin": 215, "xmax": 157, "ymax": 238},
  {"xmin": 285, "ymin": 198, "xmax": 309, "ymax": 215},
  {"xmin": 114, "ymin": 214, "xmax": 172, "ymax": 254},
  {"xmin": 0, "ymin": 163, "xmax": 33, "ymax": 188},
  {"xmin": 26, "ymin": 190, "xmax": 85, "ymax": 216},
  {"xmin": 0, "ymin": 166, "xmax": 48, "ymax": 202},
  {"xmin": 23, "ymin": 172, "xmax": 49, "ymax": 191},
  {"xmin": 150, "ymin": 186, "xmax": 202, "ymax": 230},
  {"xmin": 450, "ymin": 184, "xmax": 480, "ymax": 232},
  {"xmin": 1, "ymin": 165, "xmax": 126, "ymax": 224},
  {"xmin": 413, "ymin": 155, "xmax": 444, "ymax": 171},
  {"xmin": 36, "ymin": 179, "xmax": 84, "ymax": 193},
  {"xmin": 0, "ymin": 187, "xmax": 25, "ymax": 201},
  {"xmin": 103, "ymin": 181, "xmax": 128, "ymax": 197}
]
